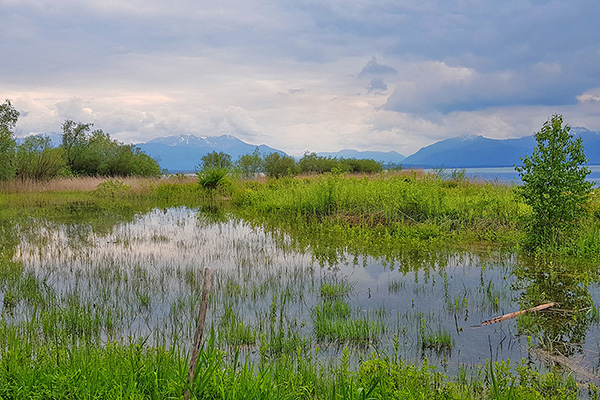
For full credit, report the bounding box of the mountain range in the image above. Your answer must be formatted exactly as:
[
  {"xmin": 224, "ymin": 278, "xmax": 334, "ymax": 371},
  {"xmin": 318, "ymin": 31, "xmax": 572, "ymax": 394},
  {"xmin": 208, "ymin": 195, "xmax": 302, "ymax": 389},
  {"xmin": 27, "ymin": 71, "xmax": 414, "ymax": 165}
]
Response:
[
  {"xmin": 136, "ymin": 136, "xmax": 408, "ymax": 171},
  {"xmin": 401, "ymin": 127, "xmax": 600, "ymax": 168},
  {"xmin": 16, "ymin": 127, "xmax": 600, "ymax": 172},
  {"xmin": 137, "ymin": 128, "xmax": 600, "ymax": 171},
  {"xmin": 136, "ymin": 134, "xmax": 284, "ymax": 172}
]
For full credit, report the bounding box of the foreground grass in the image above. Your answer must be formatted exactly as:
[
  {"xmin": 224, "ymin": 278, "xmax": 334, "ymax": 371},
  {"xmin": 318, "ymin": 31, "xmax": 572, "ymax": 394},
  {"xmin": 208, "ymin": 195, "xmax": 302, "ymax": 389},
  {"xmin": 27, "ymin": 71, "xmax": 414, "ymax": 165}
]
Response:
[{"xmin": 0, "ymin": 328, "xmax": 581, "ymax": 399}]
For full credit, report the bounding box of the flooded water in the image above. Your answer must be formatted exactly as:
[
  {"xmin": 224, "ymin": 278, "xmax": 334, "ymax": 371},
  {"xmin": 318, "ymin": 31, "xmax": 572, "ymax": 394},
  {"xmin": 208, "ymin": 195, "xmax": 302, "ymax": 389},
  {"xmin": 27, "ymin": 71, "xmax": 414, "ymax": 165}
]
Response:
[{"xmin": 11, "ymin": 207, "xmax": 600, "ymax": 382}]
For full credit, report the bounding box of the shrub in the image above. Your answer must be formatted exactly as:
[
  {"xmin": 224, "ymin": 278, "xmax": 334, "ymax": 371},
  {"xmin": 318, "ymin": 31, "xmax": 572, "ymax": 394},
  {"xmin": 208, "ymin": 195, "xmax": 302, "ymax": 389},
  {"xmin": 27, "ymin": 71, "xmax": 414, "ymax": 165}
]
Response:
[
  {"xmin": 515, "ymin": 114, "xmax": 593, "ymax": 250},
  {"xmin": 196, "ymin": 168, "xmax": 230, "ymax": 190}
]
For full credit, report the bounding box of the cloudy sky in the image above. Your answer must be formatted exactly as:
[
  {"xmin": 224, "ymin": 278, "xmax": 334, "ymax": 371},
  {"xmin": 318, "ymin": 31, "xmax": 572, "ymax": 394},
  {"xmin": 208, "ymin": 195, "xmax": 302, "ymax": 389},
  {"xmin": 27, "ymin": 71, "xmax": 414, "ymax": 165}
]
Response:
[{"xmin": 2, "ymin": 0, "xmax": 600, "ymax": 156}]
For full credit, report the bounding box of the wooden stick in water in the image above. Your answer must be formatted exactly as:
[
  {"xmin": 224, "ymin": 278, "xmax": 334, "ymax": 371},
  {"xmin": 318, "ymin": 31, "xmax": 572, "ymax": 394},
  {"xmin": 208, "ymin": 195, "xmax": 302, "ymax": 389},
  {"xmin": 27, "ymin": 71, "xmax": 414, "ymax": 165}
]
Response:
[
  {"xmin": 184, "ymin": 267, "xmax": 211, "ymax": 400},
  {"xmin": 472, "ymin": 302, "xmax": 556, "ymax": 328}
]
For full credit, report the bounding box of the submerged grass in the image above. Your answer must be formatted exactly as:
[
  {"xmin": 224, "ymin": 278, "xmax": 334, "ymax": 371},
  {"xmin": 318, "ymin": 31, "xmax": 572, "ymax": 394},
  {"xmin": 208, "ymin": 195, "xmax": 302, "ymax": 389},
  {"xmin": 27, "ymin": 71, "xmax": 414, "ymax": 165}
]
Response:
[
  {"xmin": 320, "ymin": 281, "xmax": 354, "ymax": 298},
  {"xmin": 313, "ymin": 280, "xmax": 384, "ymax": 344}
]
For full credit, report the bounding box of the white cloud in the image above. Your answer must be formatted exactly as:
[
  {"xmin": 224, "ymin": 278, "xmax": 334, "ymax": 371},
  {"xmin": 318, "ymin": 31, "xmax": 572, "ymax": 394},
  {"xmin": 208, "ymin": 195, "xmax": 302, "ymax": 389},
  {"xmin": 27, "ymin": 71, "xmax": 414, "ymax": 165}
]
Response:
[{"xmin": 577, "ymin": 88, "xmax": 600, "ymax": 104}]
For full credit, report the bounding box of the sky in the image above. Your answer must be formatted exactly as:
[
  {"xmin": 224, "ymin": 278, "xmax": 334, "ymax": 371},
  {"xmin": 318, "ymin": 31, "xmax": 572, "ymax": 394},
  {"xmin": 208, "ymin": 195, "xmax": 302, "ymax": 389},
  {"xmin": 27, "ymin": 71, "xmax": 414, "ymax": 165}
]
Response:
[{"xmin": 2, "ymin": 0, "xmax": 600, "ymax": 157}]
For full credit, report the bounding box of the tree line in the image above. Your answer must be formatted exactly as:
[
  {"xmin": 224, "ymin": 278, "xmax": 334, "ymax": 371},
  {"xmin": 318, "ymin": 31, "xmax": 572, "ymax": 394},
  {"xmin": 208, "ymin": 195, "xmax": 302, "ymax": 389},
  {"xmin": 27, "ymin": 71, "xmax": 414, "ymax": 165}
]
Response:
[
  {"xmin": 196, "ymin": 149, "xmax": 385, "ymax": 188},
  {"xmin": 0, "ymin": 99, "xmax": 161, "ymax": 181},
  {"xmin": 204, "ymin": 149, "xmax": 383, "ymax": 178}
]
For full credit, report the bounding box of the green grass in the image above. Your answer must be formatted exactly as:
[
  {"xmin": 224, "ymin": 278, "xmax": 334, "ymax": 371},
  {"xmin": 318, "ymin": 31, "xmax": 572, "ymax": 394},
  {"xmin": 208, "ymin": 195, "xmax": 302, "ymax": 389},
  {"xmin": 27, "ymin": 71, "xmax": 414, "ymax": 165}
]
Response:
[
  {"xmin": 320, "ymin": 281, "xmax": 354, "ymax": 298},
  {"xmin": 312, "ymin": 295, "xmax": 383, "ymax": 343},
  {"xmin": 313, "ymin": 314, "xmax": 383, "ymax": 343},
  {"xmin": 218, "ymin": 303, "xmax": 257, "ymax": 347},
  {"xmin": 0, "ymin": 324, "xmax": 580, "ymax": 399},
  {"xmin": 421, "ymin": 327, "xmax": 453, "ymax": 354},
  {"xmin": 232, "ymin": 173, "xmax": 524, "ymax": 247}
]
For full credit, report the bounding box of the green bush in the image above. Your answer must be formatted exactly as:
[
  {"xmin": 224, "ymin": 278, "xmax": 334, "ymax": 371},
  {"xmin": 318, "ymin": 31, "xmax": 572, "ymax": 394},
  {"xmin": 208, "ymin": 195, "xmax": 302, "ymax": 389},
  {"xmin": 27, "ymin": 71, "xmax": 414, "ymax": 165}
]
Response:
[
  {"xmin": 196, "ymin": 168, "xmax": 231, "ymax": 190},
  {"xmin": 95, "ymin": 180, "xmax": 131, "ymax": 198},
  {"xmin": 16, "ymin": 136, "xmax": 66, "ymax": 181},
  {"xmin": 515, "ymin": 115, "xmax": 593, "ymax": 250},
  {"xmin": 264, "ymin": 153, "xmax": 297, "ymax": 178}
]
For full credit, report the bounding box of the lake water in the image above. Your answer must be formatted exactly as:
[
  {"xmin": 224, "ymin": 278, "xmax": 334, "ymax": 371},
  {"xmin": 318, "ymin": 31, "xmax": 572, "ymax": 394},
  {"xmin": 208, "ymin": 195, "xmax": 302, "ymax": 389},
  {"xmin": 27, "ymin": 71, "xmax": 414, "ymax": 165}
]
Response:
[
  {"xmin": 426, "ymin": 165, "xmax": 600, "ymax": 186},
  {"xmin": 10, "ymin": 207, "xmax": 600, "ymax": 383}
]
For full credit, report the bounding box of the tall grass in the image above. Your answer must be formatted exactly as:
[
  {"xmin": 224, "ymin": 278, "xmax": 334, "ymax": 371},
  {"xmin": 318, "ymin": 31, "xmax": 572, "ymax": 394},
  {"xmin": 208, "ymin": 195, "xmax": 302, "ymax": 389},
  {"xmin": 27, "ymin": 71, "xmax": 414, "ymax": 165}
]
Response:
[
  {"xmin": 232, "ymin": 173, "xmax": 523, "ymax": 245},
  {"xmin": 231, "ymin": 173, "xmax": 600, "ymax": 260}
]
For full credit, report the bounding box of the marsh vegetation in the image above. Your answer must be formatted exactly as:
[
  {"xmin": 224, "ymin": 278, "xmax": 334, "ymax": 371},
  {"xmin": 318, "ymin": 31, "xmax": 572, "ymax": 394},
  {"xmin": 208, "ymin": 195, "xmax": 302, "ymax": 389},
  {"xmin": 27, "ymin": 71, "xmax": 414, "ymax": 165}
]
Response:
[{"xmin": 0, "ymin": 170, "xmax": 598, "ymax": 399}]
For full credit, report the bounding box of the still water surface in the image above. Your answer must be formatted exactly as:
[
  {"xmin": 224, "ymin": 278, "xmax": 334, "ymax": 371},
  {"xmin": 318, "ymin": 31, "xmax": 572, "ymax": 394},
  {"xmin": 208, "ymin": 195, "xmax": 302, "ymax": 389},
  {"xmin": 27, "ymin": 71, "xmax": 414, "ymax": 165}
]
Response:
[
  {"xmin": 13, "ymin": 207, "xmax": 600, "ymax": 381},
  {"xmin": 427, "ymin": 165, "xmax": 600, "ymax": 186}
]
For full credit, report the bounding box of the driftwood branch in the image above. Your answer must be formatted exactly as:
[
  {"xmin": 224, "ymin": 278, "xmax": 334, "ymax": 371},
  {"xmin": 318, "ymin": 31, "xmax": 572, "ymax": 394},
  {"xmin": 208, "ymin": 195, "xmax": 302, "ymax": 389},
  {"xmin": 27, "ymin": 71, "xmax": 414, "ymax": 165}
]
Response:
[
  {"xmin": 472, "ymin": 302, "xmax": 556, "ymax": 328},
  {"xmin": 184, "ymin": 267, "xmax": 211, "ymax": 400}
]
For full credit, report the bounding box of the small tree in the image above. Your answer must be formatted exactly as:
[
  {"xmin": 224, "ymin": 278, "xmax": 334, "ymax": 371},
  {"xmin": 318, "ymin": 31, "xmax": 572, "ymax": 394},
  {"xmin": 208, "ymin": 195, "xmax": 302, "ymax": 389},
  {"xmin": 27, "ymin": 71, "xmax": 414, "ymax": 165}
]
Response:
[
  {"xmin": 264, "ymin": 153, "xmax": 297, "ymax": 178},
  {"xmin": 16, "ymin": 135, "xmax": 66, "ymax": 181},
  {"xmin": 200, "ymin": 151, "xmax": 232, "ymax": 170},
  {"xmin": 0, "ymin": 99, "xmax": 19, "ymax": 180},
  {"xmin": 236, "ymin": 147, "xmax": 264, "ymax": 179},
  {"xmin": 61, "ymin": 119, "xmax": 95, "ymax": 174},
  {"xmin": 515, "ymin": 114, "xmax": 593, "ymax": 250},
  {"xmin": 298, "ymin": 152, "xmax": 338, "ymax": 174},
  {"xmin": 196, "ymin": 151, "xmax": 232, "ymax": 190}
]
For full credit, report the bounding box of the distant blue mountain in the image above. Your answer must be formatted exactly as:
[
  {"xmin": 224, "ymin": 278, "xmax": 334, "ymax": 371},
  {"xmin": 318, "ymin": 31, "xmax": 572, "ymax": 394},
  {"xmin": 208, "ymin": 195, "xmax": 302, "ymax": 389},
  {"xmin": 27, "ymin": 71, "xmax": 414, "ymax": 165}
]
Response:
[
  {"xmin": 401, "ymin": 128, "xmax": 600, "ymax": 168},
  {"xmin": 136, "ymin": 134, "xmax": 285, "ymax": 172},
  {"xmin": 317, "ymin": 149, "xmax": 405, "ymax": 165},
  {"xmin": 572, "ymin": 128, "xmax": 600, "ymax": 165},
  {"xmin": 402, "ymin": 135, "xmax": 536, "ymax": 168}
]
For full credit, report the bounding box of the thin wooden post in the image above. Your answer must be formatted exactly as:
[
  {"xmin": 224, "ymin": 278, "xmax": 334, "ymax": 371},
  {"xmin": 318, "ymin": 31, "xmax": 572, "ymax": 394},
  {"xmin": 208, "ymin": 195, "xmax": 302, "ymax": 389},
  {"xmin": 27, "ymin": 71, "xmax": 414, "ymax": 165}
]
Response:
[{"xmin": 184, "ymin": 267, "xmax": 211, "ymax": 400}]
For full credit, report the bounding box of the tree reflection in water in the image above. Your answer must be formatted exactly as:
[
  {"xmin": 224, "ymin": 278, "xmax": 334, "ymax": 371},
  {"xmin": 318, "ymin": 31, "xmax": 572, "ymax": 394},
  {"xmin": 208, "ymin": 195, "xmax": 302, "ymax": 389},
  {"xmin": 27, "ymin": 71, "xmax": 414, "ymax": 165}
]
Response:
[{"xmin": 515, "ymin": 258, "xmax": 598, "ymax": 357}]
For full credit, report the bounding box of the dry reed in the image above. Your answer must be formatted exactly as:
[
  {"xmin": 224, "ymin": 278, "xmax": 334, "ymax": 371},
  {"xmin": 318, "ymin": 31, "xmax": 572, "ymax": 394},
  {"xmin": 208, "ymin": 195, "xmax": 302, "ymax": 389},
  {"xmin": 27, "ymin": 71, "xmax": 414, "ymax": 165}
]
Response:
[{"xmin": 0, "ymin": 175, "xmax": 197, "ymax": 193}]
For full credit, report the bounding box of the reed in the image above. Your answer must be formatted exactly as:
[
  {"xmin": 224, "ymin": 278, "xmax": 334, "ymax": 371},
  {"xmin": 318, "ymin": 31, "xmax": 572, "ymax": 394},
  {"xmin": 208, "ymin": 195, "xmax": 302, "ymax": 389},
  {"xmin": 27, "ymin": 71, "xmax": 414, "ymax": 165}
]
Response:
[{"xmin": 0, "ymin": 175, "xmax": 193, "ymax": 193}]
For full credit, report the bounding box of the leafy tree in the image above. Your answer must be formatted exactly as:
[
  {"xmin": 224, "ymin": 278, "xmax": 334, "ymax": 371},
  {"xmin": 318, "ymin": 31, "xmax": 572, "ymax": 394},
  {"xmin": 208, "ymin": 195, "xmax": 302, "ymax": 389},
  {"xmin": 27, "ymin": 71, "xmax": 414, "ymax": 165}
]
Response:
[
  {"xmin": 298, "ymin": 152, "xmax": 338, "ymax": 174},
  {"xmin": 61, "ymin": 120, "xmax": 95, "ymax": 173},
  {"xmin": 129, "ymin": 146, "xmax": 162, "ymax": 177},
  {"xmin": 61, "ymin": 120, "xmax": 160, "ymax": 177},
  {"xmin": 0, "ymin": 99, "xmax": 19, "ymax": 180},
  {"xmin": 196, "ymin": 151, "xmax": 233, "ymax": 190},
  {"xmin": 515, "ymin": 114, "xmax": 593, "ymax": 249},
  {"xmin": 201, "ymin": 151, "xmax": 232, "ymax": 170},
  {"xmin": 236, "ymin": 147, "xmax": 264, "ymax": 178},
  {"xmin": 264, "ymin": 153, "xmax": 297, "ymax": 178},
  {"xmin": 340, "ymin": 158, "xmax": 383, "ymax": 173},
  {"xmin": 16, "ymin": 135, "xmax": 66, "ymax": 181},
  {"xmin": 297, "ymin": 152, "xmax": 383, "ymax": 175}
]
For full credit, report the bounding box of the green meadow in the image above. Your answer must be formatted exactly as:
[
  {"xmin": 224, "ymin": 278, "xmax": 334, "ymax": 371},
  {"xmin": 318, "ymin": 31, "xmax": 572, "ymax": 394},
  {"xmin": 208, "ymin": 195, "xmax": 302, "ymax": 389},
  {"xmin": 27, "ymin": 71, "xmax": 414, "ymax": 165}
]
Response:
[{"xmin": 0, "ymin": 172, "xmax": 599, "ymax": 399}]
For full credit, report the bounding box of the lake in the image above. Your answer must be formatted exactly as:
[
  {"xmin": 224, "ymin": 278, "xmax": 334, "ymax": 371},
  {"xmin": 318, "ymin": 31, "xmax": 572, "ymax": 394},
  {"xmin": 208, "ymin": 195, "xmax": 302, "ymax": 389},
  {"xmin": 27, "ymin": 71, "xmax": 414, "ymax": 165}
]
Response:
[{"xmin": 426, "ymin": 165, "xmax": 600, "ymax": 186}]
